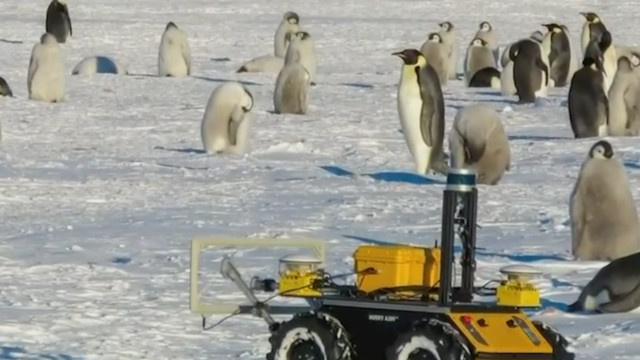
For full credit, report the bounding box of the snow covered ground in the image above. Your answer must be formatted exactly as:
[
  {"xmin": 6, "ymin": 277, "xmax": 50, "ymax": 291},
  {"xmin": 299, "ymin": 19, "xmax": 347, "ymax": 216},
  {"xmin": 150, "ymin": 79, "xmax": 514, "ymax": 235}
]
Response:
[{"xmin": 1, "ymin": 0, "xmax": 640, "ymax": 358}]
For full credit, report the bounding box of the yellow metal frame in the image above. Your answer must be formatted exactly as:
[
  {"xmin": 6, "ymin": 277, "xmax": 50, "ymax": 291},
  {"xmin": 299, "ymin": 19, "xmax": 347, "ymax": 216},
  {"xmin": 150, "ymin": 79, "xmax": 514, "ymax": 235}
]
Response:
[{"xmin": 189, "ymin": 237, "xmax": 326, "ymax": 316}]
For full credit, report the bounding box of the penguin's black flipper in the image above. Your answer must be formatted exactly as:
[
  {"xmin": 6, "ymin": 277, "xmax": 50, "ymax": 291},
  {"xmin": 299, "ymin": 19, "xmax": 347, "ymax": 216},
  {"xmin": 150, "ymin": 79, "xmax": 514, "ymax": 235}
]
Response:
[
  {"xmin": 535, "ymin": 57, "xmax": 550, "ymax": 86},
  {"xmin": 598, "ymin": 282, "xmax": 640, "ymax": 313}
]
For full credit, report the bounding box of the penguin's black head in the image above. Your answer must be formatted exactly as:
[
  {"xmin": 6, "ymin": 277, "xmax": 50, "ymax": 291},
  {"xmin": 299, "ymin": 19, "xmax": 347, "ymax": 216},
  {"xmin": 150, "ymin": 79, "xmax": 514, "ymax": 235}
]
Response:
[
  {"xmin": 599, "ymin": 30, "xmax": 612, "ymax": 51},
  {"xmin": 166, "ymin": 21, "xmax": 178, "ymax": 30},
  {"xmin": 285, "ymin": 11, "xmax": 299, "ymax": 24},
  {"xmin": 439, "ymin": 21, "xmax": 453, "ymax": 31},
  {"xmin": 392, "ymin": 49, "xmax": 423, "ymax": 65},
  {"xmin": 479, "ymin": 21, "xmax": 492, "ymax": 31},
  {"xmin": 583, "ymin": 40, "xmax": 605, "ymax": 72},
  {"xmin": 470, "ymin": 37, "xmax": 487, "ymax": 47},
  {"xmin": 296, "ymin": 31, "xmax": 310, "ymax": 41},
  {"xmin": 54, "ymin": 0, "xmax": 68, "ymax": 10},
  {"xmin": 580, "ymin": 12, "xmax": 600, "ymax": 23},
  {"xmin": 589, "ymin": 140, "xmax": 614, "ymax": 160},
  {"xmin": 428, "ymin": 32, "xmax": 442, "ymax": 43},
  {"xmin": 542, "ymin": 23, "xmax": 563, "ymax": 33}
]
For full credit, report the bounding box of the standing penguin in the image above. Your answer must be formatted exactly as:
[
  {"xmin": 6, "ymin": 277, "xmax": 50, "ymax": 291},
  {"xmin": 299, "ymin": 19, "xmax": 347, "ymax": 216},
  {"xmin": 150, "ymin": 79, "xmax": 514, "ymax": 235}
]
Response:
[
  {"xmin": 541, "ymin": 23, "xmax": 577, "ymax": 87},
  {"xmin": 580, "ymin": 12, "xmax": 607, "ymax": 57},
  {"xmin": 45, "ymin": 0, "xmax": 72, "ymax": 44},
  {"xmin": 449, "ymin": 104, "xmax": 510, "ymax": 185},
  {"xmin": 274, "ymin": 32, "xmax": 311, "ymax": 114},
  {"xmin": 509, "ymin": 38, "xmax": 549, "ymax": 103},
  {"xmin": 201, "ymin": 82, "xmax": 254, "ymax": 155},
  {"xmin": 0, "ymin": 78, "xmax": 13, "ymax": 97},
  {"xmin": 568, "ymin": 42, "xmax": 608, "ymax": 138},
  {"xmin": 570, "ymin": 140, "xmax": 640, "ymax": 261},
  {"xmin": 285, "ymin": 31, "xmax": 317, "ymax": 85},
  {"xmin": 274, "ymin": 11, "xmax": 300, "ymax": 58},
  {"xmin": 473, "ymin": 21, "xmax": 499, "ymax": 63},
  {"xmin": 27, "ymin": 33, "xmax": 65, "ymax": 103},
  {"xmin": 608, "ymin": 54, "xmax": 640, "ymax": 136},
  {"xmin": 393, "ymin": 49, "xmax": 447, "ymax": 176},
  {"xmin": 158, "ymin": 22, "xmax": 191, "ymax": 77},
  {"xmin": 464, "ymin": 38, "xmax": 497, "ymax": 86},
  {"xmin": 437, "ymin": 21, "xmax": 458, "ymax": 80},
  {"xmin": 419, "ymin": 33, "xmax": 448, "ymax": 85}
]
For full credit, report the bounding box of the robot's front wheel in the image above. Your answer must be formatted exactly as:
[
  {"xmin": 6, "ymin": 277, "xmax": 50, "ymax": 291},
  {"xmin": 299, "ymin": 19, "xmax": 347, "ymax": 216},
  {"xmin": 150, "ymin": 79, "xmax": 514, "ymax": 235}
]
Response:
[
  {"xmin": 532, "ymin": 321, "xmax": 575, "ymax": 360},
  {"xmin": 267, "ymin": 313, "xmax": 353, "ymax": 360}
]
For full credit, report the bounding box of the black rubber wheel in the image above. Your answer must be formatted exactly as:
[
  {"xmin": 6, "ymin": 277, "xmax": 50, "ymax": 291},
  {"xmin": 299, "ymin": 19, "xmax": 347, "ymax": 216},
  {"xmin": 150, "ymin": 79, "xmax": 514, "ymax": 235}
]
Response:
[
  {"xmin": 386, "ymin": 323, "xmax": 470, "ymax": 360},
  {"xmin": 533, "ymin": 321, "xmax": 575, "ymax": 360},
  {"xmin": 267, "ymin": 313, "xmax": 352, "ymax": 360}
]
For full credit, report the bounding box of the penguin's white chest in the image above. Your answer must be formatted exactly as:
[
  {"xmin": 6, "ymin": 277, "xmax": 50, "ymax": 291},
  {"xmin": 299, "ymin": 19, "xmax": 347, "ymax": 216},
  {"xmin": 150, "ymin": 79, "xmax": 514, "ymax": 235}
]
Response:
[
  {"xmin": 397, "ymin": 78, "xmax": 433, "ymax": 174},
  {"xmin": 398, "ymin": 82, "xmax": 427, "ymax": 153}
]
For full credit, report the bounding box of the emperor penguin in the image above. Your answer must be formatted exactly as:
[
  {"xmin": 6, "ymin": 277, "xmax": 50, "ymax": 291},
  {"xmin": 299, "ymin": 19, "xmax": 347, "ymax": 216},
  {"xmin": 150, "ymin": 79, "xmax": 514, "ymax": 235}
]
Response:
[
  {"xmin": 274, "ymin": 11, "xmax": 300, "ymax": 58},
  {"xmin": 437, "ymin": 21, "xmax": 458, "ymax": 80},
  {"xmin": 45, "ymin": 0, "xmax": 71, "ymax": 43},
  {"xmin": 570, "ymin": 140, "xmax": 640, "ymax": 261},
  {"xmin": 473, "ymin": 21, "xmax": 499, "ymax": 63},
  {"xmin": 608, "ymin": 54, "xmax": 640, "ymax": 136},
  {"xmin": 419, "ymin": 33, "xmax": 448, "ymax": 85},
  {"xmin": 237, "ymin": 55, "xmax": 285, "ymax": 74},
  {"xmin": 0, "ymin": 77, "xmax": 13, "ymax": 97},
  {"xmin": 72, "ymin": 56, "xmax": 128, "ymax": 75},
  {"xmin": 541, "ymin": 23, "xmax": 578, "ymax": 87},
  {"xmin": 464, "ymin": 38, "xmax": 497, "ymax": 87},
  {"xmin": 580, "ymin": 12, "xmax": 607, "ymax": 57},
  {"xmin": 509, "ymin": 38, "xmax": 549, "ymax": 103},
  {"xmin": 449, "ymin": 104, "xmax": 510, "ymax": 185},
  {"xmin": 393, "ymin": 49, "xmax": 448, "ymax": 176},
  {"xmin": 201, "ymin": 81, "xmax": 254, "ymax": 155},
  {"xmin": 273, "ymin": 32, "xmax": 311, "ymax": 114},
  {"xmin": 568, "ymin": 251, "xmax": 640, "ymax": 313},
  {"xmin": 27, "ymin": 33, "xmax": 65, "ymax": 103},
  {"xmin": 468, "ymin": 67, "xmax": 501, "ymax": 88},
  {"xmin": 158, "ymin": 22, "xmax": 192, "ymax": 77},
  {"xmin": 285, "ymin": 31, "xmax": 317, "ymax": 85},
  {"xmin": 568, "ymin": 42, "xmax": 608, "ymax": 138}
]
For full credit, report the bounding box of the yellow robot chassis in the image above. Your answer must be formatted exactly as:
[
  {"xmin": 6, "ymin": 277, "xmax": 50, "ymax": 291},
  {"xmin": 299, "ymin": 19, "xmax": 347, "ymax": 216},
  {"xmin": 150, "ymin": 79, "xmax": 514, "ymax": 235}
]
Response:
[{"xmin": 190, "ymin": 168, "xmax": 575, "ymax": 360}]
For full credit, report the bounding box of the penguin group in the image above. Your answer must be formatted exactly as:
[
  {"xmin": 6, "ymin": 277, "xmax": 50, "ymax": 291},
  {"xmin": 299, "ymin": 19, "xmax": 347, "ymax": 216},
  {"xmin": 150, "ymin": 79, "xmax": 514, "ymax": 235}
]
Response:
[{"xmin": 2, "ymin": 3, "xmax": 640, "ymax": 316}]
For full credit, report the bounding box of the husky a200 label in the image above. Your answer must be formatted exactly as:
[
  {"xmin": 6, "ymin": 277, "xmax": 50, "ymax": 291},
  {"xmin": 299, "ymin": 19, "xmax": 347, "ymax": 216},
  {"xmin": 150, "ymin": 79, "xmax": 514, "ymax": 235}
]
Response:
[{"xmin": 367, "ymin": 313, "xmax": 399, "ymax": 322}]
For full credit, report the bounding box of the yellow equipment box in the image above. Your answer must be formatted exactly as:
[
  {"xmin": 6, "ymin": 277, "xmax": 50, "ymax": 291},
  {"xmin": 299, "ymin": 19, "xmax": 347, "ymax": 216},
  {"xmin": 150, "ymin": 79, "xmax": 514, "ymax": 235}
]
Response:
[
  {"xmin": 496, "ymin": 280, "xmax": 541, "ymax": 308},
  {"xmin": 354, "ymin": 245, "xmax": 441, "ymax": 293}
]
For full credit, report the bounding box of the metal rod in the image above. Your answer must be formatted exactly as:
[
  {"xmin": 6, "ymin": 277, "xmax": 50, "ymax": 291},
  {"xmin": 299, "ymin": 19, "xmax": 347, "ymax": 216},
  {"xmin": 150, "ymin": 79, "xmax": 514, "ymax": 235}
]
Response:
[
  {"xmin": 439, "ymin": 189, "xmax": 457, "ymax": 306},
  {"xmin": 459, "ymin": 188, "xmax": 478, "ymax": 302}
]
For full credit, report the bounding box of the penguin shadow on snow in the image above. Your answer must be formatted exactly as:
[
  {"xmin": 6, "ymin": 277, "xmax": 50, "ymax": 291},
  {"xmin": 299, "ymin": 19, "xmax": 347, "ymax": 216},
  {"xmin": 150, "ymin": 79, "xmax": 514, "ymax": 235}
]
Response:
[
  {"xmin": 0, "ymin": 345, "xmax": 80, "ymax": 360},
  {"xmin": 153, "ymin": 145, "xmax": 205, "ymax": 154},
  {"xmin": 319, "ymin": 165, "xmax": 444, "ymax": 185},
  {"xmin": 508, "ymin": 135, "xmax": 572, "ymax": 141},
  {"xmin": 0, "ymin": 38, "xmax": 22, "ymax": 44}
]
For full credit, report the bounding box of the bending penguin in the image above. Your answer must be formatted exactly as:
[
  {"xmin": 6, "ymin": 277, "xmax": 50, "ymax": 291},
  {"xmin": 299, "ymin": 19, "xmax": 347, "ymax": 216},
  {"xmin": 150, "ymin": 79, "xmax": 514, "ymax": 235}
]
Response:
[
  {"xmin": 72, "ymin": 56, "xmax": 128, "ymax": 75},
  {"xmin": 273, "ymin": 32, "xmax": 312, "ymax": 114},
  {"xmin": 500, "ymin": 31, "xmax": 544, "ymax": 96},
  {"xmin": 437, "ymin": 21, "xmax": 458, "ymax": 80},
  {"xmin": 509, "ymin": 38, "xmax": 550, "ymax": 103},
  {"xmin": 580, "ymin": 12, "xmax": 607, "ymax": 57},
  {"xmin": 201, "ymin": 81, "xmax": 254, "ymax": 155},
  {"xmin": 568, "ymin": 40, "xmax": 608, "ymax": 138},
  {"xmin": 158, "ymin": 22, "xmax": 191, "ymax": 77},
  {"xmin": 28, "ymin": 33, "xmax": 65, "ymax": 103},
  {"xmin": 473, "ymin": 21, "xmax": 499, "ymax": 63},
  {"xmin": 237, "ymin": 11, "xmax": 300, "ymax": 74},
  {"xmin": 568, "ymin": 251, "xmax": 640, "ymax": 313},
  {"xmin": 541, "ymin": 23, "xmax": 579, "ymax": 87},
  {"xmin": 419, "ymin": 33, "xmax": 448, "ymax": 85},
  {"xmin": 45, "ymin": 0, "xmax": 72, "ymax": 43},
  {"xmin": 464, "ymin": 38, "xmax": 497, "ymax": 87},
  {"xmin": 393, "ymin": 49, "xmax": 447, "ymax": 176},
  {"xmin": 570, "ymin": 140, "xmax": 640, "ymax": 261},
  {"xmin": 449, "ymin": 104, "xmax": 510, "ymax": 185},
  {"xmin": 608, "ymin": 53, "xmax": 640, "ymax": 136}
]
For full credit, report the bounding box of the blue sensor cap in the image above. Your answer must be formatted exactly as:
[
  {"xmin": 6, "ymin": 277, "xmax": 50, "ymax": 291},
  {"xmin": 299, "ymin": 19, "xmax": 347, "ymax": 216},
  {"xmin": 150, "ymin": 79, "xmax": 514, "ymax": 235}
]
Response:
[{"xmin": 446, "ymin": 168, "xmax": 476, "ymax": 192}]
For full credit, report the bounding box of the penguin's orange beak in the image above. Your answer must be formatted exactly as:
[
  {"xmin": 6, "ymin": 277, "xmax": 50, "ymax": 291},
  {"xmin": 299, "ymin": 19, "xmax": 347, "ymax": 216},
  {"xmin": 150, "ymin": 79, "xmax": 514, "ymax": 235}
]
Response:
[
  {"xmin": 392, "ymin": 51, "xmax": 405, "ymax": 59},
  {"xmin": 579, "ymin": 12, "xmax": 588, "ymax": 18}
]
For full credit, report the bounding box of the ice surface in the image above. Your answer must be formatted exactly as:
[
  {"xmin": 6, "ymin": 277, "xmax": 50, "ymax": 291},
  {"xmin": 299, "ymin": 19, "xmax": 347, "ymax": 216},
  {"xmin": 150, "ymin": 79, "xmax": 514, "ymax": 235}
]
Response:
[{"xmin": 1, "ymin": 0, "xmax": 640, "ymax": 358}]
